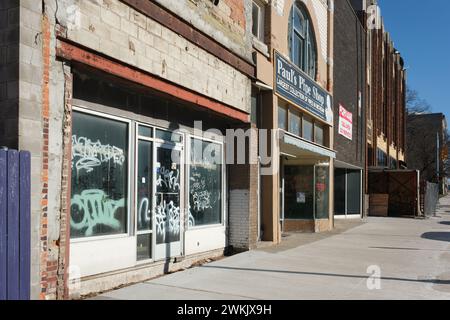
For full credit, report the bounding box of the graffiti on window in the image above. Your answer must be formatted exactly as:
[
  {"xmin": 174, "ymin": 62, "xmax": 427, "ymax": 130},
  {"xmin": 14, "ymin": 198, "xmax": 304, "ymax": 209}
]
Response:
[
  {"xmin": 155, "ymin": 147, "xmax": 181, "ymax": 244},
  {"xmin": 189, "ymin": 139, "xmax": 222, "ymax": 227},
  {"xmin": 70, "ymin": 111, "xmax": 128, "ymax": 238},
  {"xmin": 70, "ymin": 189, "xmax": 125, "ymax": 237},
  {"xmin": 72, "ymin": 135, "xmax": 126, "ymax": 173}
]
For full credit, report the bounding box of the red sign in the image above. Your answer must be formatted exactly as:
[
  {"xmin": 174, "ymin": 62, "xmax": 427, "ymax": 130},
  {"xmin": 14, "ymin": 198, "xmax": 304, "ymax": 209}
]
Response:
[{"xmin": 338, "ymin": 104, "xmax": 353, "ymax": 141}]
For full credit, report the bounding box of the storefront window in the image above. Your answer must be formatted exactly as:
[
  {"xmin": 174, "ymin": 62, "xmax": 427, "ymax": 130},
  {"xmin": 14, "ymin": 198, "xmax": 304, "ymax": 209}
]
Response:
[
  {"xmin": 314, "ymin": 123, "xmax": 324, "ymax": 145},
  {"xmin": 189, "ymin": 138, "xmax": 223, "ymax": 227},
  {"xmin": 302, "ymin": 117, "xmax": 313, "ymax": 141},
  {"xmin": 278, "ymin": 105, "xmax": 287, "ymax": 130},
  {"xmin": 289, "ymin": 109, "xmax": 301, "ymax": 136},
  {"xmin": 70, "ymin": 111, "xmax": 129, "ymax": 239},
  {"xmin": 315, "ymin": 165, "xmax": 330, "ymax": 219},
  {"xmin": 284, "ymin": 166, "xmax": 314, "ymax": 220}
]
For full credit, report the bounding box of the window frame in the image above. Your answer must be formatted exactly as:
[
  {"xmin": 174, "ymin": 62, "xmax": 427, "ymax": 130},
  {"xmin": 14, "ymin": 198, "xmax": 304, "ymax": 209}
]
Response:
[
  {"xmin": 278, "ymin": 104, "xmax": 288, "ymax": 130},
  {"xmin": 70, "ymin": 105, "xmax": 133, "ymax": 243},
  {"xmin": 252, "ymin": 0, "xmax": 266, "ymax": 43},
  {"xmin": 314, "ymin": 122, "xmax": 324, "ymax": 146},
  {"xmin": 186, "ymin": 135, "xmax": 226, "ymax": 230},
  {"xmin": 134, "ymin": 123, "xmax": 186, "ymax": 263},
  {"xmin": 288, "ymin": 107, "xmax": 302, "ymax": 137},
  {"xmin": 289, "ymin": 2, "xmax": 317, "ymax": 80},
  {"xmin": 302, "ymin": 115, "xmax": 314, "ymax": 142}
]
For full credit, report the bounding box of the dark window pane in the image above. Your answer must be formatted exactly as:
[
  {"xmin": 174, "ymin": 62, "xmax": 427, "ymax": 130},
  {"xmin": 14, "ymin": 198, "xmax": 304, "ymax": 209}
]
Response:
[
  {"xmin": 155, "ymin": 129, "xmax": 182, "ymax": 143},
  {"xmin": 284, "ymin": 166, "xmax": 314, "ymax": 219},
  {"xmin": 138, "ymin": 125, "xmax": 153, "ymax": 138},
  {"xmin": 315, "ymin": 166, "xmax": 330, "ymax": 219},
  {"xmin": 347, "ymin": 170, "xmax": 361, "ymax": 215},
  {"xmin": 137, "ymin": 234, "xmax": 152, "ymax": 261},
  {"xmin": 302, "ymin": 117, "xmax": 313, "ymax": 141},
  {"xmin": 314, "ymin": 123, "xmax": 324, "ymax": 145},
  {"xmin": 252, "ymin": 2, "xmax": 259, "ymax": 38},
  {"xmin": 278, "ymin": 106, "xmax": 287, "ymax": 130},
  {"xmin": 334, "ymin": 169, "xmax": 346, "ymax": 215},
  {"xmin": 189, "ymin": 139, "xmax": 223, "ymax": 227},
  {"xmin": 137, "ymin": 140, "xmax": 152, "ymax": 231},
  {"xmin": 71, "ymin": 111, "xmax": 128, "ymax": 238},
  {"xmin": 289, "ymin": 109, "xmax": 301, "ymax": 136}
]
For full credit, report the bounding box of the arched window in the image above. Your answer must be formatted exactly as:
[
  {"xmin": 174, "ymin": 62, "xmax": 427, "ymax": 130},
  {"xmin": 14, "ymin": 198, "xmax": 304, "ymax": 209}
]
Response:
[{"xmin": 289, "ymin": 3, "xmax": 317, "ymax": 79}]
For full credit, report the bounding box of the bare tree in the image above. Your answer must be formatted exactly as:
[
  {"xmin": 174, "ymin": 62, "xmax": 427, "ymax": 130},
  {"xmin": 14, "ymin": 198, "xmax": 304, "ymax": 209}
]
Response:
[{"xmin": 406, "ymin": 87, "xmax": 431, "ymax": 115}]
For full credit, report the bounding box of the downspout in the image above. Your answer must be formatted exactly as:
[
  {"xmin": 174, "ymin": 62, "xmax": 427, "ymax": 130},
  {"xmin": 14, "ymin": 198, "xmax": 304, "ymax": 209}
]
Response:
[{"xmin": 327, "ymin": 0, "xmax": 334, "ymax": 228}]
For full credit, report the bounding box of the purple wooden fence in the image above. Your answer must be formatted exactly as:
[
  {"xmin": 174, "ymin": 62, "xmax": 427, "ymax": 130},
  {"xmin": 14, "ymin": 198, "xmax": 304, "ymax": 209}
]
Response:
[{"xmin": 0, "ymin": 149, "xmax": 31, "ymax": 300}]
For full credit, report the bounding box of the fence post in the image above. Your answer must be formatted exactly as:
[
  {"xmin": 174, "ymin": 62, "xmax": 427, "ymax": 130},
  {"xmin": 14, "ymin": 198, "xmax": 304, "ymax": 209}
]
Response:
[
  {"xmin": 19, "ymin": 151, "xmax": 31, "ymax": 300},
  {"xmin": 0, "ymin": 150, "xmax": 7, "ymax": 300},
  {"xmin": 7, "ymin": 150, "xmax": 20, "ymax": 300}
]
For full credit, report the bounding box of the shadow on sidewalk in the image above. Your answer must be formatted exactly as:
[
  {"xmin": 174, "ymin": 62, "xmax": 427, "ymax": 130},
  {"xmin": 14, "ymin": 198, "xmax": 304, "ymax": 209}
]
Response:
[
  {"xmin": 200, "ymin": 265, "xmax": 450, "ymax": 285},
  {"xmin": 421, "ymin": 232, "xmax": 450, "ymax": 242},
  {"xmin": 439, "ymin": 221, "xmax": 450, "ymax": 226}
]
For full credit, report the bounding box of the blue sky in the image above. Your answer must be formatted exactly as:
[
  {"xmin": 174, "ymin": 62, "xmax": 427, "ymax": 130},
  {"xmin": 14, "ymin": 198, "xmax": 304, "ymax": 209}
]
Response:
[{"xmin": 378, "ymin": 0, "xmax": 450, "ymax": 118}]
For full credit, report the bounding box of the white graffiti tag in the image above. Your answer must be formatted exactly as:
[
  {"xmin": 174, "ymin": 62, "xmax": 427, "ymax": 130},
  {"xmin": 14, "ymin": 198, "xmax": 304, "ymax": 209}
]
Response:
[
  {"xmin": 72, "ymin": 135, "xmax": 126, "ymax": 173},
  {"xmin": 156, "ymin": 167, "xmax": 180, "ymax": 191},
  {"xmin": 71, "ymin": 189, "xmax": 125, "ymax": 236},
  {"xmin": 192, "ymin": 190, "xmax": 212, "ymax": 212},
  {"xmin": 188, "ymin": 208, "xmax": 196, "ymax": 227},
  {"xmin": 138, "ymin": 197, "xmax": 151, "ymax": 228},
  {"xmin": 155, "ymin": 200, "xmax": 180, "ymax": 242}
]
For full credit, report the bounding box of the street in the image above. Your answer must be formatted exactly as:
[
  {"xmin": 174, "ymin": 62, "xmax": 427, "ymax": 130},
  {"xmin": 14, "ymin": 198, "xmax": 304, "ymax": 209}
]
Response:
[{"xmin": 93, "ymin": 198, "xmax": 450, "ymax": 300}]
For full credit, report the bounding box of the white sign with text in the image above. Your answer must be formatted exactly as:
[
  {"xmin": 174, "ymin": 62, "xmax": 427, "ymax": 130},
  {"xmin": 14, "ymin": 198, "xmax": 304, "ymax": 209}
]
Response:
[{"xmin": 338, "ymin": 105, "xmax": 353, "ymax": 141}]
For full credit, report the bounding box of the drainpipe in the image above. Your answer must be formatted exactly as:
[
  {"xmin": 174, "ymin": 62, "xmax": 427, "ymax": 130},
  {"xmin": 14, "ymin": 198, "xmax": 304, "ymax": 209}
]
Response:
[
  {"xmin": 327, "ymin": 0, "xmax": 335, "ymax": 228},
  {"xmin": 327, "ymin": 0, "xmax": 334, "ymax": 93}
]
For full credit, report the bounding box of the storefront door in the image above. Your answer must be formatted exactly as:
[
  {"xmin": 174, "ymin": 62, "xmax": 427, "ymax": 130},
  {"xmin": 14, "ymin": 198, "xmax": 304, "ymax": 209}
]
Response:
[{"xmin": 154, "ymin": 143, "xmax": 183, "ymax": 260}]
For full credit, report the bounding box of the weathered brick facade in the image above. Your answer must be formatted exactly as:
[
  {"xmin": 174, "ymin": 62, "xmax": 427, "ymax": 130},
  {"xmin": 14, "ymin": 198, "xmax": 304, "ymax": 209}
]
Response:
[
  {"xmin": 6, "ymin": 0, "xmax": 258, "ymax": 299},
  {"xmin": 333, "ymin": 0, "xmax": 366, "ymax": 169}
]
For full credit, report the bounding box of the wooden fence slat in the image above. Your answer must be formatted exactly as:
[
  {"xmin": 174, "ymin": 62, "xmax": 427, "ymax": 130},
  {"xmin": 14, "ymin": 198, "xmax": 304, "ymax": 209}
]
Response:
[
  {"xmin": 19, "ymin": 151, "xmax": 31, "ymax": 300},
  {"xmin": 7, "ymin": 150, "xmax": 20, "ymax": 300},
  {"xmin": 0, "ymin": 150, "xmax": 7, "ymax": 300}
]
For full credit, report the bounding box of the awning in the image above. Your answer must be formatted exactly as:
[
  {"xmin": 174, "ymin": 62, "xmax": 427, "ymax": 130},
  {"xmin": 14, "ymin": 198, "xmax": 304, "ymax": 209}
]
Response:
[
  {"xmin": 334, "ymin": 160, "xmax": 363, "ymax": 170},
  {"xmin": 282, "ymin": 131, "xmax": 336, "ymax": 159}
]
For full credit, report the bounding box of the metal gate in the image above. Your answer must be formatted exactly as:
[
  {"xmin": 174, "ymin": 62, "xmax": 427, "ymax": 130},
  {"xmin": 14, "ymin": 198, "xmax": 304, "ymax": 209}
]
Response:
[{"xmin": 0, "ymin": 149, "xmax": 31, "ymax": 300}]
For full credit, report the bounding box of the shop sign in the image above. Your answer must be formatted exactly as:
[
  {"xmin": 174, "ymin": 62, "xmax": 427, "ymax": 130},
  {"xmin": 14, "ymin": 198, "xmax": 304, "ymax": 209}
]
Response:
[
  {"xmin": 338, "ymin": 104, "xmax": 353, "ymax": 141},
  {"xmin": 274, "ymin": 51, "xmax": 333, "ymax": 125}
]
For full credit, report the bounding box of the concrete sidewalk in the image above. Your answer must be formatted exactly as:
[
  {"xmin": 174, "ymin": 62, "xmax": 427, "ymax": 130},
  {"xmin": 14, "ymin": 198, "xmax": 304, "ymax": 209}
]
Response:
[{"xmin": 93, "ymin": 201, "xmax": 450, "ymax": 300}]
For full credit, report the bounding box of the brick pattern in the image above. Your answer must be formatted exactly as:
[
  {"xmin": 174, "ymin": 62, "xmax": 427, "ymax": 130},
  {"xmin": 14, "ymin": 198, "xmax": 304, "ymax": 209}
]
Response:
[
  {"xmin": 62, "ymin": 0, "xmax": 250, "ymax": 113},
  {"xmin": 228, "ymin": 126, "xmax": 259, "ymax": 250},
  {"xmin": 368, "ymin": 25, "xmax": 406, "ymax": 167},
  {"xmin": 0, "ymin": 0, "xmax": 19, "ymax": 148},
  {"xmin": 56, "ymin": 65, "xmax": 73, "ymax": 300},
  {"xmin": 153, "ymin": 0, "xmax": 251, "ymax": 60},
  {"xmin": 333, "ymin": 0, "xmax": 366, "ymax": 168},
  {"xmin": 39, "ymin": 13, "xmax": 55, "ymax": 300},
  {"xmin": 223, "ymin": 0, "xmax": 246, "ymax": 29}
]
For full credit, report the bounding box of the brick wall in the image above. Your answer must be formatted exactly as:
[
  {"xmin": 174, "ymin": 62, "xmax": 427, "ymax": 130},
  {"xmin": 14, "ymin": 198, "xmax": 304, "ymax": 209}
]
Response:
[
  {"xmin": 0, "ymin": 0, "xmax": 19, "ymax": 148},
  {"xmin": 333, "ymin": 0, "xmax": 366, "ymax": 168},
  {"xmin": 228, "ymin": 125, "xmax": 259, "ymax": 251}
]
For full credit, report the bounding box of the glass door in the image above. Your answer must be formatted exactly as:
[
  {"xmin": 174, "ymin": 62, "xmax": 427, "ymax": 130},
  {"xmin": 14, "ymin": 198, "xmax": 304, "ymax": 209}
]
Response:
[
  {"xmin": 154, "ymin": 143, "xmax": 183, "ymax": 260},
  {"xmin": 136, "ymin": 137, "xmax": 153, "ymax": 261},
  {"xmin": 314, "ymin": 164, "xmax": 330, "ymax": 219}
]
